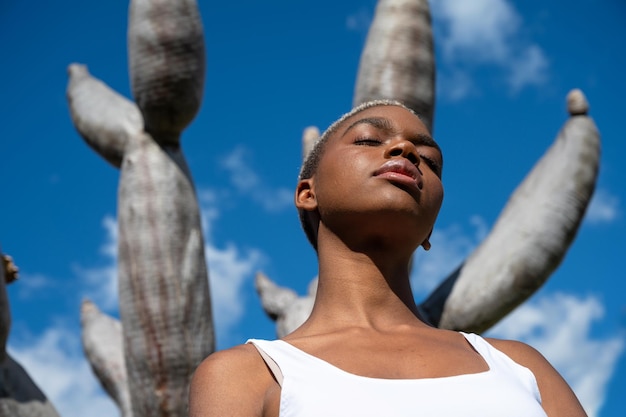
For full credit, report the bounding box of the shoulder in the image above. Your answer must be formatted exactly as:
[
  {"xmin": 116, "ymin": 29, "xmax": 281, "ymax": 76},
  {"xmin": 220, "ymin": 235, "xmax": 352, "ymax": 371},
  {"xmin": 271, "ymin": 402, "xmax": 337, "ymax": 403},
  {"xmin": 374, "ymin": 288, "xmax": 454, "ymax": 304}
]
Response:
[
  {"xmin": 191, "ymin": 343, "xmax": 266, "ymax": 386},
  {"xmin": 485, "ymin": 337, "xmax": 587, "ymax": 417},
  {"xmin": 189, "ymin": 343, "xmax": 277, "ymax": 417},
  {"xmin": 485, "ymin": 337, "xmax": 547, "ymax": 369}
]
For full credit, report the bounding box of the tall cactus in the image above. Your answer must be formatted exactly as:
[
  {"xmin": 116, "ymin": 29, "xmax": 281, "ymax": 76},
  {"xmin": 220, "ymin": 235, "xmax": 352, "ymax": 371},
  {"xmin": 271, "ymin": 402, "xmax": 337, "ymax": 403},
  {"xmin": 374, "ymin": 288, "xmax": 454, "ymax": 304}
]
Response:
[
  {"xmin": 354, "ymin": 0, "xmax": 436, "ymax": 132},
  {"xmin": 256, "ymin": 0, "xmax": 601, "ymax": 337},
  {"xmin": 66, "ymin": 0, "xmax": 213, "ymax": 416}
]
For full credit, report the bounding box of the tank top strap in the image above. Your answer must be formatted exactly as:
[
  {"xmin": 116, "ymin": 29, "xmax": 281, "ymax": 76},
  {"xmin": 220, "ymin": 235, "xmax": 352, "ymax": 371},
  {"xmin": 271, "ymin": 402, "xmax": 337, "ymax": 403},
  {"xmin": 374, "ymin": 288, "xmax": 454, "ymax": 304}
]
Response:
[
  {"xmin": 247, "ymin": 339, "xmax": 285, "ymax": 386},
  {"xmin": 247, "ymin": 339, "xmax": 318, "ymax": 387},
  {"xmin": 460, "ymin": 332, "xmax": 502, "ymax": 368},
  {"xmin": 460, "ymin": 332, "xmax": 542, "ymax": 402}
]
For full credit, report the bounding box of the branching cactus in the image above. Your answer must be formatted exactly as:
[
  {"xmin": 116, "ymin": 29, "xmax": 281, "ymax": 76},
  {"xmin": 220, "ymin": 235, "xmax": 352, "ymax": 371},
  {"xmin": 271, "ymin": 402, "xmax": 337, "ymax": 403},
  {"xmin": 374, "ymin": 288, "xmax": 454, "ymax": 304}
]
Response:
[
  {"xmin": 256, "ymin": 0, "xmax": 601, "ymax": 337},
  {"xmin": 0, "ymin": 254, "xmax": 61, "ymax": 417},
  {"xmin": 354, "ymin": 0, "xmax": 436, "ymax": 132},
  {"xmin": 420, "ymin": 90, "xmax": 600, "ymax": 332},
  {"xmin": 66, "ymin": 0, "xmax": 213, "ymax": 416}
]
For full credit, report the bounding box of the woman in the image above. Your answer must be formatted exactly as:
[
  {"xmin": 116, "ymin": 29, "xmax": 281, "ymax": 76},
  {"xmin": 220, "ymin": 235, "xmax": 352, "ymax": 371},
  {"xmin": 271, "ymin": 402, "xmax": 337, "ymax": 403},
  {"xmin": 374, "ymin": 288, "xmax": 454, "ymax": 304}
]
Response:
[{"xmin": 189, "ymin": 101, "xmax": 587, "ymax": 416}]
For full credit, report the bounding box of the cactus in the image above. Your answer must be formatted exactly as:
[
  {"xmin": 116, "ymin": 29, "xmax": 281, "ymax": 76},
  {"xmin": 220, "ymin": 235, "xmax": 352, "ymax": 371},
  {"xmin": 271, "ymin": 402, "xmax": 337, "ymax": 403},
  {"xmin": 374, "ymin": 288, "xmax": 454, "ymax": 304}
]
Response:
[
  {"xmin": 0, "ymin": 254, "xmax": 61, "ymax": 417},
  {"xmin": 421, "ymin": 90, "xmax": 600, "ymax": 332},
  {"xmin": 66, "ymin": 0, "xmax": 213, "ymax": 416},
  {"xmin": 354, "ymin": 0, "xmax": 436, "ymax": 132}
]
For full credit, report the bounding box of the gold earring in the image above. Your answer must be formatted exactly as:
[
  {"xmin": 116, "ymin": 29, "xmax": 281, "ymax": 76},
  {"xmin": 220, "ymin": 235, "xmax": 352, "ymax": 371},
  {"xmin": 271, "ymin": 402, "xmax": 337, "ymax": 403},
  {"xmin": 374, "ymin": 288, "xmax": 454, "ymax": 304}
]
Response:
[{"xmin": 422, "ymin": 239, "xmax": 431, "ymax": 251}]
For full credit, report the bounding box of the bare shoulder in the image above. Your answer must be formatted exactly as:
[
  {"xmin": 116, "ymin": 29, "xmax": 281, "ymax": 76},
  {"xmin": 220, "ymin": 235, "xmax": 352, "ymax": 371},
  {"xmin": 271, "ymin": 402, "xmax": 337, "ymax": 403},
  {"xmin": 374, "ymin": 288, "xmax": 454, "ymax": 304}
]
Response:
[
  {"xmin": 485, "ymin": 337, "xmax": 547, "ymax": 369},
  {"xmin": 189, "ymin": 343, "xmax": 277, "ymax": 417},
  {"xmin": 485, "ymin": 337, "xmax": 587, "ymax": 417}
]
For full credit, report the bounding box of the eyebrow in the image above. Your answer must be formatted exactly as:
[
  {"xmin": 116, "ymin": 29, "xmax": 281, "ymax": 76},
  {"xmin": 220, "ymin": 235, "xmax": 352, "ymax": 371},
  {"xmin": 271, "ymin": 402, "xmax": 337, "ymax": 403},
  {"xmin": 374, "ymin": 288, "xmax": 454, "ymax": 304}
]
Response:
[
  {"xmin": 343, "ymin": 117, "xmax": 396, "ymax": 135},
  {"xmin": 342, "ymin": 116, "xmax": 442, "ymax": 154}
]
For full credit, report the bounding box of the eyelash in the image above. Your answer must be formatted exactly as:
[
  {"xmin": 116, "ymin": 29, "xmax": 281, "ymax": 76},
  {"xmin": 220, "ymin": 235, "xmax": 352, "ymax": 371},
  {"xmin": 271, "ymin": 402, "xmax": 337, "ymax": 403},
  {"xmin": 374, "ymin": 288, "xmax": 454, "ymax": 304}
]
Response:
[
  {"xmin": 354, "ymin": 137, "xmax": 383, "ymax": 146},
  {"xmin": 419, "ymin": 155, "xmax": 441, "ymax": 176}
]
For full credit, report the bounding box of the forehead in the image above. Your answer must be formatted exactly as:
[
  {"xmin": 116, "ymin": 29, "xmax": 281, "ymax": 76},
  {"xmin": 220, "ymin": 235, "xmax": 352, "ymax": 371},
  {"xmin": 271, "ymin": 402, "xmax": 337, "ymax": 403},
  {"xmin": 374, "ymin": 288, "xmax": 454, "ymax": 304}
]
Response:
[
  {"xmin": 328, "ymin": 105, "xmax": 440, "ymax": 153},
  {"xmin": 338, "ymin": 105, "xmax": 429, "ymax": 136}
]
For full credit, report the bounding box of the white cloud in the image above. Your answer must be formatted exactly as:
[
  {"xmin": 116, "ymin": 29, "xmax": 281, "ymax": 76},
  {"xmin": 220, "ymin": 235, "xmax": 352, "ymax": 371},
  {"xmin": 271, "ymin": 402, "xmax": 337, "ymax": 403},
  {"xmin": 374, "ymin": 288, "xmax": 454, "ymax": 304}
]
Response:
[
  {"xmin": 72, "ymin": 216, "xmax": 118, "ymax": 312},
  {"xmin": 8, "ymin": 326, "xmax": 118, "ymax": 417},
  {"xmin": 220, "ymin": 146, "xmax": 293, "ymax": 213},
  {"xmin": 10, "ymin": 272, "xmax": 54, "ymax": 300},
  {"xmin": 411, "ymin": 216, "xmax": 487, "ymax": 295},
  {"xmin": 585, "ymin": 188, "xmax": 620, "ymax": 224},
  {"xmin": 205, "ymin": 242, "xmax": 262, "ymax": 335},
  {"xmin": 507, "ymin": 45, "xmax": 549, "ymax": 92},
  {"xmin": 434, "ymin": 0, "xmax": 519, "ymax": 62},
  {"xmin": 489, "ymin": 293, "xmax": 625, "ymax": 417},
  {"xmin": 436, "ymin": 70, "xmax": 476, "ymax": 102},
  {"xmin": 200, "ymin": 207, "xmax": 265, "ymax": 344},
  {"xmin": 432, "ymin": 0, "xmax": 549, "ymax": 97}
]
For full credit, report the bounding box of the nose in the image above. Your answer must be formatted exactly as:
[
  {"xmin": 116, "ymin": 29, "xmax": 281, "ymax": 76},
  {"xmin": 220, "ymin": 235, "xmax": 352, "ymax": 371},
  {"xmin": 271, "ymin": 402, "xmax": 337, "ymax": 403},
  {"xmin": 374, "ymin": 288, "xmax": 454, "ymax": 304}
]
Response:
[{"xmin": 385, "ymin": 139, "xmax": 419, "ymax": 165}]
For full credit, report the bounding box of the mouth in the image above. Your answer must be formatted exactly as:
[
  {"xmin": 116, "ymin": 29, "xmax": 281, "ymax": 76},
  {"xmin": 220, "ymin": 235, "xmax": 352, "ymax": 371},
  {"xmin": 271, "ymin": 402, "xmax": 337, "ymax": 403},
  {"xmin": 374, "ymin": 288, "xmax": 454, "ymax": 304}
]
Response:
[{"xmin": 373, "ymin": 159, "xmax": 422, "ymax": 190}]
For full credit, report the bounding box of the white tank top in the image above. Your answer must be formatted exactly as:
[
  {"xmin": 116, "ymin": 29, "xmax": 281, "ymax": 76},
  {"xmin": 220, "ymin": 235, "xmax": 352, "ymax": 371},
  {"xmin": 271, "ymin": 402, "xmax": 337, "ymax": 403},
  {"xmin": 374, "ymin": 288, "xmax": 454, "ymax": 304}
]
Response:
[{"xmin": 248, "ymin": 332, "xmax": 547, "ymax": 417}]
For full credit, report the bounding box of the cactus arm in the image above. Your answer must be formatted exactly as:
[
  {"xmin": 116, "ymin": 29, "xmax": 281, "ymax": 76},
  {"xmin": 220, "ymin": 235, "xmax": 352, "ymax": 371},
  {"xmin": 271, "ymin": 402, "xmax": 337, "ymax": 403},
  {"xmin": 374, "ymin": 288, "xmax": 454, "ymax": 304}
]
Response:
[
  {"xmin": 353, "ymin": 0, "xmax": 436, "ymax": 131},
  {"xmin": 425, "ymin": 90, "xmax": 600, "ymax": 333},
  {"xmin": 128, "ymin": 0, "xmax": 205, "ymax": 141},
  {"xmin": 255, "ymin": 272, "xmax": 298, "ymax": 321},
  {"xmin": 67, "ymin": 64, "xmax": 143, "ymax": 169},
  {"xmin": 302, "ymin": 127, "xmax": 320, "ymax": 161},
  {"xmin": 255, "ymin": 273, "xmax": 318, "ymax": 338},
  {"xmin": 80, "ymin": 300, "xmax": 133, "ymax": 417}
]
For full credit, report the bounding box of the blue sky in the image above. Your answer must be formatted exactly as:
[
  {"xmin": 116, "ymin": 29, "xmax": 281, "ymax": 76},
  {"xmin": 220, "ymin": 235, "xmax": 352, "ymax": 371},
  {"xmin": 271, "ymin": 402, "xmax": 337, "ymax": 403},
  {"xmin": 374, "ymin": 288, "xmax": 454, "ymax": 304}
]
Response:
[{"xmin": 1, "ymin": 1, "xmax": 625, "ymax": 416}]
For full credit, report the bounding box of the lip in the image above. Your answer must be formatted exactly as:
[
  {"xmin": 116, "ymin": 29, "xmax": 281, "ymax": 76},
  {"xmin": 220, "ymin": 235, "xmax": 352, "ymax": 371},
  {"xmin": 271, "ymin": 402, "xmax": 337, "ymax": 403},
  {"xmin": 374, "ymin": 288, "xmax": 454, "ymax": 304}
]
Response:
[{"xmin": 373, "ymin": 159, "xmax": 422, "ymax": 190}]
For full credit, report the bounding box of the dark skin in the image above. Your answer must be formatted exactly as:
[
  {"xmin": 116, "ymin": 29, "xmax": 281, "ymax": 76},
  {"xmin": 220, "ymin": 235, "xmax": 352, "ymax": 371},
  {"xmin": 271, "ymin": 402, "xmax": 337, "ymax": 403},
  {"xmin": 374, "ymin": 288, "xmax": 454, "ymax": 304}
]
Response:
[{"xmin": 189, "ymin": 105, "xmax": 587, "ymax": 417}]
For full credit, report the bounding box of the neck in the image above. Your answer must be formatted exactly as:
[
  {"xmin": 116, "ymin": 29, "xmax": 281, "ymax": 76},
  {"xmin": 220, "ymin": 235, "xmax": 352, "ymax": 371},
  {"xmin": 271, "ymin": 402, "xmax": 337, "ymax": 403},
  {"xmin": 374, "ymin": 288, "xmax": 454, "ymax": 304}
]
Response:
[{"xmin": 303, "ymin": 227, "xmax": 426, "ymax": 332}]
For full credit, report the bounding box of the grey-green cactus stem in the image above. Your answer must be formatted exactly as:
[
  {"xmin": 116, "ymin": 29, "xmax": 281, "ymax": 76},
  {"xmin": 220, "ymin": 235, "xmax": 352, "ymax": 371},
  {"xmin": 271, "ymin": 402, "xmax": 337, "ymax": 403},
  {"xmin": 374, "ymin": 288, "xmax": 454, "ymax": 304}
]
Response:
[
  {"xmin": 67, "ymin": 0, "xmax": 213, "ymax": 415},
  {"xmin": 429, "ymin": 89, "xmax": 600, "ymax": 333},
  {"xmin": 67, "ymin": 64, "xmax": 142, "ymax": 169},
  {"xmin": 128, "ymin": 0, "xmax": 206, "ymax": 143},
  {"xmin": 0, "ymin": 252, "xmax": 61, "ymax": 417},
  {"xmin": 81, "ymin": 300, "xmax": 133, "ymax": 417},
  {"xmin": 117, "ymin": 137, "xmax": 212, "ymax": 417},
  {"xmin": 255, "ymin": 272, "xmax": 318, "ymax": 338},
  {"xmin": 302, "ymin": 127, "xmax": 321, "ymax": 161},
  {"xmin": 354, "ymin": 0, "xmax": 435, "ymax": 132}
]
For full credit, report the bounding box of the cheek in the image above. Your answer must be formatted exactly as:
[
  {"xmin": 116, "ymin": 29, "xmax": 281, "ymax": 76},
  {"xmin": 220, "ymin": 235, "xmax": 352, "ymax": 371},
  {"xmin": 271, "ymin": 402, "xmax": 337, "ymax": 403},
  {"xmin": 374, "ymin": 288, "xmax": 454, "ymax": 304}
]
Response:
[
  {"xmin": 427, "ymin": 182, "xmax": 444, "ymax": 215},
  {"xmin": 317, "ymin": 151, "xmax": 368, "ymax": 187},
  {"xmin": 314, "ymin": 155, "xmax": 369, "ymax": 210}
]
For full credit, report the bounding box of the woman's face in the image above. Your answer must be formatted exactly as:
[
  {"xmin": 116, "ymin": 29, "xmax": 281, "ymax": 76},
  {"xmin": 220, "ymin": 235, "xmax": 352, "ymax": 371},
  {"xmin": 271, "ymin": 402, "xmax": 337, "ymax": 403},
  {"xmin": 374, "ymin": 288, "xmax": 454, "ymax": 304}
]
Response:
[{"xmin": 302, "ymin": 105, "xmax": 444, "ymax": 250}]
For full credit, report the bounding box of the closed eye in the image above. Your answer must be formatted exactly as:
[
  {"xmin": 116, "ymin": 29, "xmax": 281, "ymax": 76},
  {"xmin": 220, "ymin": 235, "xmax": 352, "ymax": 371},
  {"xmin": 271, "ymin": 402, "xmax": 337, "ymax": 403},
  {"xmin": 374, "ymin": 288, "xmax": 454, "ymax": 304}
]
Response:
[
  {"xmin": 420, "ymin": 154, "xmax": 442, "ymax": 177},
  {"xmin": 354, "ymin": 137, "xmax": 383, "ymax": 146}
]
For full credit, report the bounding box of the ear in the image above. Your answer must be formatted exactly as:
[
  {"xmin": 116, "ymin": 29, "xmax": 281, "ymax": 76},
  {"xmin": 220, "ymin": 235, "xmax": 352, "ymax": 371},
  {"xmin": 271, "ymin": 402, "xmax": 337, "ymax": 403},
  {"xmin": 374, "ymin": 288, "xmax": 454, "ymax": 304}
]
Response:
[{"xmin": 295, "ymin": 178, "xmax": 318, "ymax": 211}]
